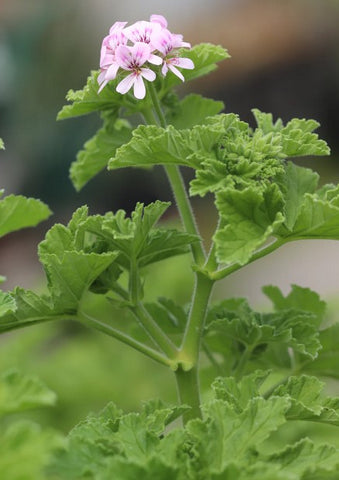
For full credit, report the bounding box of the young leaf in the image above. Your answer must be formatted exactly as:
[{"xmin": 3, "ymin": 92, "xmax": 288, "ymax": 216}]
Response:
[
  {"xmin": 0, "ymin": 195, "xmax": 51, "ymax": 237},
  {"xmin": 0, "ymin": 369, "xmax": 57, "ymax": 416}
]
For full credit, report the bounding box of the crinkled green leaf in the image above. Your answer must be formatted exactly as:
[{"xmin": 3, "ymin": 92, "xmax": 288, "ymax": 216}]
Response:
[
  {"xmin": 40, "ymin": 251, "xmax": 118, "ymax": 312},
  {"xmin": 212, "ymin": 370, "xmax": 270, "ymax": 412},
  {"xmin": 272, "ymin": 375, "xmax": 339, "ymax": 426},
  {"xmin": 0, "ymin": 369, "xmax": 56, "ymax": 416},
  {"xmin": 277, "ymin": 186, "xmax": 339, "ymax": 240},
  {"xmin": 252, "ymin": 108, "xmax": 330, "ymax": 157},
  {"xmin": 70, "ymin": 116, "xmax": 132, "ymax": 191},
  {"xmin": 214, "ymin": 185, "xmax": 285, "ymax": 265},
  {"xmin": 303, "ymin": 323, "xmax": 339, "ymax": 379},
  {"xmin": 187, "ymin": 397, "xmax": 289, "ymax": 474},
  {"xmin": 0, "ymin": 194, "xmax": 51, "ymax": 237},
  {"xmin": 268, "ymin": 438, "xmax": 339, "ymax": 478},
  {"xmin": 108, "ymin": 120, "xmax": 225, "ymax": 171},
  {"xmin": 98, "ymin": 457, "xmax": 179, "ymax": 480},
  {"xmin": 0, "ymin": 421, "xmax": 63, "ymax": 480},
  {"xmin": 262, "ymin": 284, "xmax": 326, "ymax": 325},
  {"xmin": 0, "ymin": 290, "xmax": 16, "ymax": 316},
  {"xmin": 0, "ymin": 287, "xmax": 57, "ymax": 334},
  {"xmin": 278, "ymin": 162, "xmax": 319, "ymax": 231},
  {"xmin": 166, "ymin": 94, "xmax": 224, "ymax": 129},
  {"xmin": 57, "ymin": 71, "xmax": 122, "ymax": 120}
]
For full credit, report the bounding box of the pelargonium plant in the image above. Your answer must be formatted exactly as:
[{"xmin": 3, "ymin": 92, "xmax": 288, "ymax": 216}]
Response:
[{"xmin": 1, "ymin": 13, "xmax": 339, "ymax": 480}]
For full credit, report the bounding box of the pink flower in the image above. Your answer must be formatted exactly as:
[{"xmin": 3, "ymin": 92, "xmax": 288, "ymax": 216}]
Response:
[
  {"xmin": 115, "ymin": 42, "xmax": 158, "ymax": 99},
  {"xmin": 151, "ymin": 28, "xmax": 194, "ymax": 81},
  {"xmin": 124, "ymin": 20, "xmax": 161, "ymax": 49},
  {"xmin": 98, "ymin": 21, "xmax": 127, "ymax": 92},
  {"xmin": 149, "ymin": 14, "xmax": 168, "ymax": 29}
]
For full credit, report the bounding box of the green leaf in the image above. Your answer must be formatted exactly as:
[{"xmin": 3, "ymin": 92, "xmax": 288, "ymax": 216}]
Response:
[
  {"xmin": 252, "ymin": 109, "xmax": 330, "ymax": 157},
  {"xmin": 0, "ymin": 195, "xmax": 51, "ymax": 237},
  {"xmin": 57, "ymin": 71, "xmax": 122, "ymax": 120},
  {"xmin": 214, "ymin": 185, "xmax": 285, "ymax": 265},
  {"xmin": 0, "ymin": 290, "xmax": 16, "ymax": 316},
  {"xmin": 212, "ymin": 370, "xmax": 270, "ymax": 412},
  {"xmin": 278, "ymin": 162, "xmax": 319, "ymax": 230},
  {"xmin": 70, "ymin": 116, "xmax": 132, "ymax": 190},
  {"xmin": 166, "ymin": 94, "xmax": 224, "ymax": 129},
  {"xmin": 277, "ymin": 186, "xmax": 339, "ymax": 240},
  {"xmin": 98, "ymin": 457, "xmax": 179, "ymax": 480},
  {"xmin": 0, "ymin": 138, "xmax": 4, "ymax": 149},
  {"xmin": 262, "ymin": 284, "xmax": 326, "ymax": 325},
  {"xmin": 268, "ymin": 438, "xmax": 339, "ymax": 478},
  {"xmin": 303, "ymin": 323, "xmax": 339, "ymax": 379},
  {"xmin": 187, "ymin": 397, "xmax": 289, "ymax": 473},
  {"xmin": 145, "ymin": 298, "xmax": 187, "ymax": 338},
  {"xmin": 41, "ymin": 251, "xmax": 118, "ymax": 312},
  {"xmin": 0, "ymin": 288, "xmax": 57, "ymax": 334},
  {"xmin": 0, "ymin": 421, "xmax": 63, "ymax": 480},
  {"xmin": 272, "ymin": 375, "xmax": 339, "ymax": 426},
  {"xmin": 0, "ymin": 369, "xmax": 56, "ymax": 416}
]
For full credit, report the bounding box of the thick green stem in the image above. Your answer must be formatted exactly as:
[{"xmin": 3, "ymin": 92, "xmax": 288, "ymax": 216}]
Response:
[
  {"xmin": 175, "ymin": 365, "xmax": 202, "ymax": 424},
  {"xmin": 77, "ymin": 309, "xmax": 174, "ymax": 368},
  {"xmin": 179, "ymin": 273, "xmax": 215, "ymax": 367},
  {"xmin": 130, "ymin": 302, "xmax": 178, "ymax": 359}
]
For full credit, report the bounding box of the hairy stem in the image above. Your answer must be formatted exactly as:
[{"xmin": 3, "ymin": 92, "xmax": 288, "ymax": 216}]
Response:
[
  {"xmin": 129, "ymin": 302, "xmax": 178, "ymax": 359},
  {"xmin": 77, "ymin": 309, "xmax": 174, "ymax": 368}
]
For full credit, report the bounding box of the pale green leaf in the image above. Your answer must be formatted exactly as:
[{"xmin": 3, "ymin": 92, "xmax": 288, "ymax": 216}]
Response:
[
  {"xmin": 0, "ymin": 421, "xmax": 63, "ymax": 480},
  {"xmin": 0, "ymin": 369, "xmax": 56, "ymax": 416},
  {"xmin": 0, "ymin": 195, "xmax": 51, "ymax": 237},
  {"xmin": 0, "ymin": 291, "xmax": 16, "ymax": 316},
  {"xmin": 262, "ymin": 284, "xmax": 326, "ymax": 325},
  {"xmin": 214, "ymin": 185, "xmax": 285, "ymax": 265},
  {"xmin": 0, "ymin": 138, "xmax": 4, "ymax": 149}
]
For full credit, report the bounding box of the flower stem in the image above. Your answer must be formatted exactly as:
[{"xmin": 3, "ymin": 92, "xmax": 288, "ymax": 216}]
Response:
[
  {"xmin": 129, "ymin": 302, "xmax": 178, "ymax": 359},
  {"xmin": 210, "ymin": 238, "xmax": 287, "ymax": 281},
  {"xmin": 77, "ymin": 309, "xmax": 174, "ymax": 368}
]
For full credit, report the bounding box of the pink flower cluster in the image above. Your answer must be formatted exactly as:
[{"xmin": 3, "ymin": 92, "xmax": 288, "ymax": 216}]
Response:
[{"xmin": 98, "ymin": 14, "xmax": 194, "ymax": 99}]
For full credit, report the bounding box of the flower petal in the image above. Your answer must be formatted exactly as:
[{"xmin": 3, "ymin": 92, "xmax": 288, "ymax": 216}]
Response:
[
  {"xmin": 149, "ymin": 53, "xmax": 163, "ymax": 65},
  {"xmin": 140, "ymin": 68, "xmax": 156, "ymax": 82},
  {"xmin": 150, "ymin": 14, "xmax": 168, "ymax": 29},
  {"xmin": 115, "ymin": 45, "xmax": 133, "ymax": 70},
  {"xmin": 109, "ymin": 21, "xmax": 127, "ymax": 34},
  {"xmin": 116, "ymin": 73, "xmax": 135, "ymax": 95},
  {"xmin": 131, "ymin": 42, "xmax": 151, "ymax": 66},
  {"xmin": 168, "ymin": 64, "xmax": 185, "ymax": 82},
  {"xmin": 133, "ymin": 75, "xmax": 146, "ymax": 99},
  {"xmin": 105, "ymin": 62, "xmax": 120, "ymax": 80},
  {"xmin": 173, "ymin": 57, "xmax": 194, "ymax": 70}
]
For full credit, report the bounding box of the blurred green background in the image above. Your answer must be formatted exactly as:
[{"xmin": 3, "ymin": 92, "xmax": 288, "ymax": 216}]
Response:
[{"xmin": 1, "ymin": 0, "xmax": 339, "ymax": 433}]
